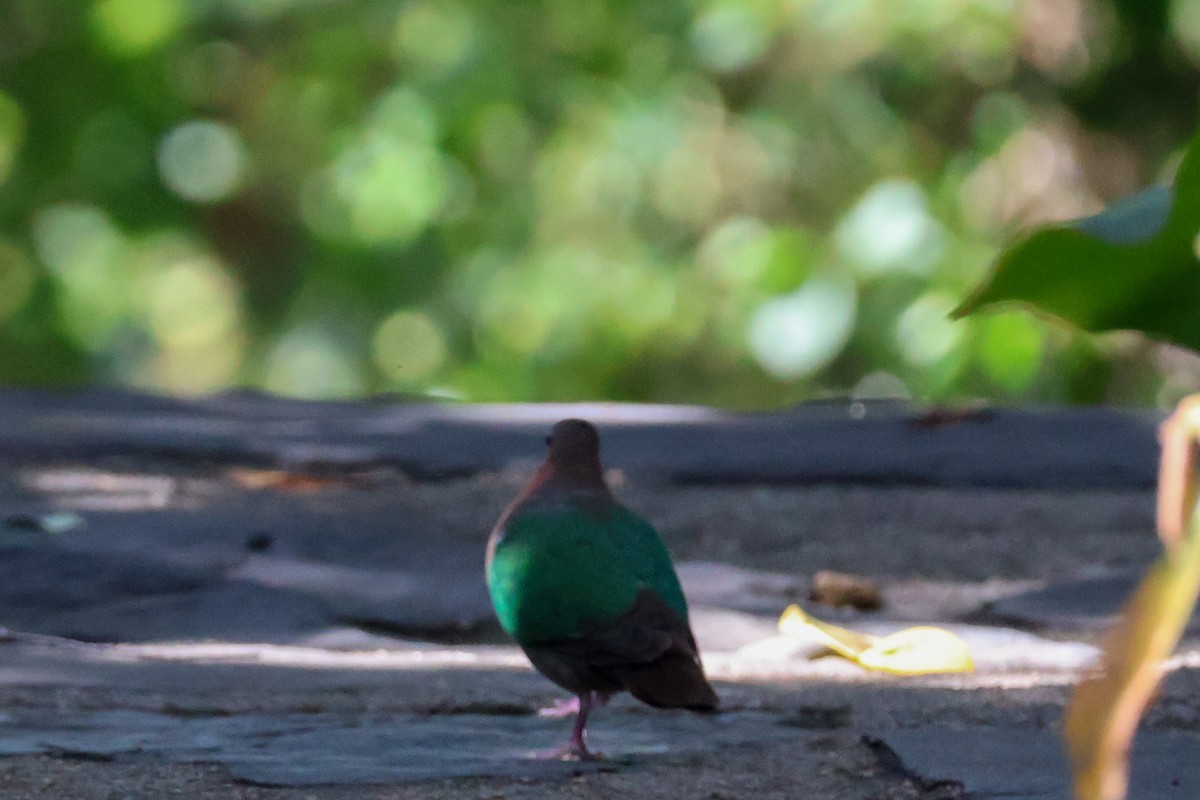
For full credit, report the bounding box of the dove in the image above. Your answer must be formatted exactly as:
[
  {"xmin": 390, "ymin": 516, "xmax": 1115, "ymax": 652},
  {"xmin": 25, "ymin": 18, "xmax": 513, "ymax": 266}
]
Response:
[{"xmin": 485, "ymin": 419, "xmax": 717, "ymax": 760}]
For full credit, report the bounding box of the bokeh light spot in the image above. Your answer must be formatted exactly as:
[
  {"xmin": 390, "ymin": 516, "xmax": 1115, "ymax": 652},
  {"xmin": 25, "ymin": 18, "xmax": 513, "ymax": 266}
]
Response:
[
  {"xmin": 370, "ymin": 88, "xmax": 439, "ymax": 145},
  {"xmin": 127, "ymin": 237, "xmax": 245, "ymax": 393},
  {"xmin": 31, "ymin": 204, "xmax": 123, "ymax": 277},
  {"xmin": 1174, "ymin": 0, "xmax": 1200, "ymax": 62},
  {"xmin": 157, "ymin": 120, "xmax": 247, "ymax": 203},
  {"xmin": 895, "ymin": 292, "xmax": 965, "ymax": 366},
  {"xmin": 475, "ymin": 275, "xmax": 555, "ymax": 356},
  {"xmin": 304, "ymin": 92, "xmax": 447, "ymax": 246},
  {"xmin": 393, "ymin": 1, "xmax": 476, "ymax": 75},
  {"xmin": 31, "ymin": 204, "xmax": 131, "ymax": 347},
  {"xmin": 91, "ymin": 0, "xmax": 185, "ymax": 57},
  {"xmin": 979, "ymin": 310, "xmax": 1044, "ymax": 391},
  {"xmin": 264, "ymin": 329, "xmax": 365, "ymax": 399},
  {"xmin": 338, "ymin": 135, "xmax": 447, "ymax": 244},
  {"xmin": 836, "ymin": 179, "xmax": 945, "ymax": 276},
  {"xmin": 748, "ymin": 277, "xmax": 857, "ymax": 380},
  {"xmin": 143, "ymin": 255, "xmax": 241, "ymax": 349},
  {"xmin": 700, "ymin": 217, "xmax": 813, "ymax": 293},
  {"xmin": 699, "ymin": 217, "xmax": 770, "ymax": 284},
  {"xmin": 372, "ymin": 309, "xmax": 447, "ymax": 384},
  {"xmin": 691, "ymin": 3, "xmax": 769, "ymax": 73}
]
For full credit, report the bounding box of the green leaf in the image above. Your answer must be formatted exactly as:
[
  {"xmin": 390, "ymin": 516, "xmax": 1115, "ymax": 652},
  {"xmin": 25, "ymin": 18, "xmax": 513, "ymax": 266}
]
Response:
[{"xmin": 955, "ymin": 132, "xmax": 1200, "ymax": 352}]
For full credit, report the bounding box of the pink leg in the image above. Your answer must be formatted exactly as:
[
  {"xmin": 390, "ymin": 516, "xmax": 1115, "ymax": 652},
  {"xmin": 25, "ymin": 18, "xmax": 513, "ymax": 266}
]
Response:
[
  {"xmin": 538, "ymin": 691, "xmax": 610, "ymax": 718},
  {"xmin": 529, "ymin": 692, "xmax": 606, "ymax": 761},
  {"xmin": 537, "ymin": 696, "xmax": 580, "ymax": 718},
  {"xmin": 567, "ymin": 691, "xmax": 596, "ymax": 759}
]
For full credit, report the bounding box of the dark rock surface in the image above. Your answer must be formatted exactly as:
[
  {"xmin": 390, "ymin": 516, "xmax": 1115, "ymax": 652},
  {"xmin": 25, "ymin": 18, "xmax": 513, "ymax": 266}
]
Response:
[
  {"xmin": 0, "ymin": 388, "xmax": 1160, "ymax": 488},
  {"xmin": 0, "ymin": 388, "xmax": 1187, "ymax": 798},
  {"xmin": 884, "ymin": 727, "xmax": 1200, "ymax": 800},
  {"xmin": 0, "ymin": 708, "xmax": 796, "ymax": 785}
]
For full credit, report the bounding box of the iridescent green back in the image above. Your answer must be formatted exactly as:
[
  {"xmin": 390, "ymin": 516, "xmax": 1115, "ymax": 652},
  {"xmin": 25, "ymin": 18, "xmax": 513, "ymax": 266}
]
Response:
[{"xmin": 487, "ymin": 504, "xmax": 688, "ymax": 644}]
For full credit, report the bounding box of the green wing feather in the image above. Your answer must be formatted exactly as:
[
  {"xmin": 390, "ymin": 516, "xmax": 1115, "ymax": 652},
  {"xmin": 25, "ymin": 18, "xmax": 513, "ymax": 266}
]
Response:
[{"xmin": 487, "ymin": 505, "xmax": 688, "ymax": 644}]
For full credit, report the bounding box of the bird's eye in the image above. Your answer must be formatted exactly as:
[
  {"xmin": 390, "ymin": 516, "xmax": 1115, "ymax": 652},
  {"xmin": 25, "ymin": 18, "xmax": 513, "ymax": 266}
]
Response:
[{"xmin": 544, "ymin": 436, "xmax": 552, "ymax": 446}]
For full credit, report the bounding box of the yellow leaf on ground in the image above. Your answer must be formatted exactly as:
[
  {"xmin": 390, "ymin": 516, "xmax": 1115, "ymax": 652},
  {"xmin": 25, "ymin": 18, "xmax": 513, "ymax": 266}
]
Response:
[
  {"xmin": 777, "ymin": 604, "xmax": 974, "ymax": 675},
  {"xmin": 857, "ymin": 626, "xmax": 974, "ymax": 675},
  {"xmin": 778, "ymin": 604, "xmax": 875, "ymax": 659}
]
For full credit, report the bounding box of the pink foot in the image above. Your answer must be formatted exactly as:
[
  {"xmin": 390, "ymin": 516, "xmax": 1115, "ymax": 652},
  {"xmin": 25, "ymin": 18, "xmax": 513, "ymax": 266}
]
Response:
[
  {"xmin": 527, "ymin": 742, "xmax": 605, "ymax": 761},
  {"xmin": 529, "ymin": 692, "xmax": 606, "ymax": 760}
]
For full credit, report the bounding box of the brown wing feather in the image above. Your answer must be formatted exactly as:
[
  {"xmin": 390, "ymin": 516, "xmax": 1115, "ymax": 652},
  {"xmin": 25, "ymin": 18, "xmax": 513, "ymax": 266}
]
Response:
[
  {"xmin": 607, "ymin": 592, "xmax": 717, "ymax": 710},
  {"xmin": 526, "ymin": 589, "xmax": 718, "ymax": 710}
]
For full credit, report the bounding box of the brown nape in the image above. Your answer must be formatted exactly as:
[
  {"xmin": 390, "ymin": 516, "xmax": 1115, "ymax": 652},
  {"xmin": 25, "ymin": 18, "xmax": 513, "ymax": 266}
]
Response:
[{"xmin": 546, "ymin": 418, "xmax": 602, "ymax": 469}]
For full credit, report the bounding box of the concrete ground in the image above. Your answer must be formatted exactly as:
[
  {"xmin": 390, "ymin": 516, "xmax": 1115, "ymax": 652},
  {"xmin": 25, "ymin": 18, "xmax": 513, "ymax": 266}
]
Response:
[{"xmin": 0, "ymin": 389, "xmax": 1191, "ymax": 799}]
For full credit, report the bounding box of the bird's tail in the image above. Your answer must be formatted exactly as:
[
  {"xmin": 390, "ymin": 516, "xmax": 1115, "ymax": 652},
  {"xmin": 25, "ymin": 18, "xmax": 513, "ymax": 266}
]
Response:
[{"xmin": 615, "ymin": 649, "xmax": 719, "ymax": 711}]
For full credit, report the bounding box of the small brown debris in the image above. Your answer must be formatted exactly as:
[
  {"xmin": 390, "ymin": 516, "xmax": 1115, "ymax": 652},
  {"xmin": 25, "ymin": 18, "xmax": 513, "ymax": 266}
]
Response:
[
  {"xmin": 908, "ymin": 405, "xmax": 992, "ymax": 429},
  {"xmin": 809, "ymin": 570, "xmax": 883, "ymax": 611}
]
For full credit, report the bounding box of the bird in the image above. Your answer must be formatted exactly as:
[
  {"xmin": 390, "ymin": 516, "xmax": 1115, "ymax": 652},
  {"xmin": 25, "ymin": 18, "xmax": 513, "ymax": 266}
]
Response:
[{"xmin": 485, "ymin": 418, "xmax": 718, "ymax": 760}]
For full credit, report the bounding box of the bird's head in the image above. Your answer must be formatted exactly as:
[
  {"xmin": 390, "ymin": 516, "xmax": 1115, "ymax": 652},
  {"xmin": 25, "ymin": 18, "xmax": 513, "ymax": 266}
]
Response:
[{"xmin": 545, "ymin": 418, "xmax": 601, "ymax": 470}]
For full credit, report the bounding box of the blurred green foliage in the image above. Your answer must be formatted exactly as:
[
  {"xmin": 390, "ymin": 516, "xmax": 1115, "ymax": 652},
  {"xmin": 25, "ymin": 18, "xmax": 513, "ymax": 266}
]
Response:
[{"xmin": 1, "ymin": 0, "xmax": 1199, "ymax": 407}]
